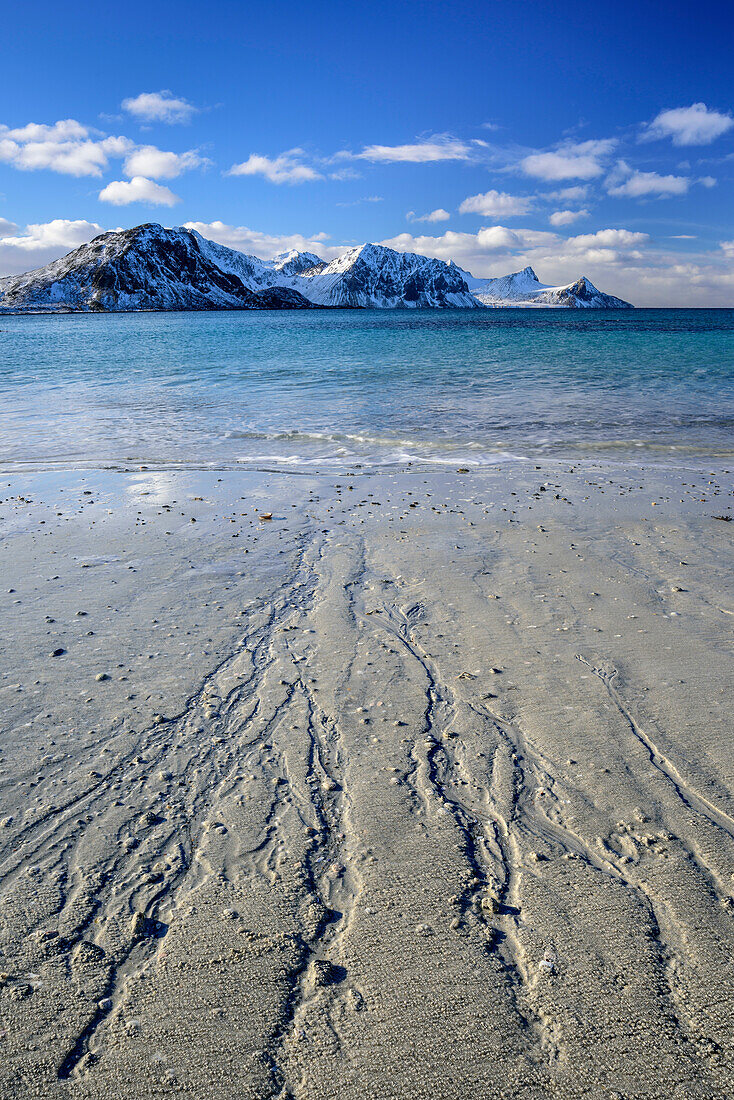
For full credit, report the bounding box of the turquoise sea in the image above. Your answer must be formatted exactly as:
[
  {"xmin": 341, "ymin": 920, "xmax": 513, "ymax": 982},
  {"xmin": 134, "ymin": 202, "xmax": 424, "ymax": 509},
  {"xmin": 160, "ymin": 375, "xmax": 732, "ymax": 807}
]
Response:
[{"xmin": 1, "ymin": 309, "xmax": 733, "ymax": 472}]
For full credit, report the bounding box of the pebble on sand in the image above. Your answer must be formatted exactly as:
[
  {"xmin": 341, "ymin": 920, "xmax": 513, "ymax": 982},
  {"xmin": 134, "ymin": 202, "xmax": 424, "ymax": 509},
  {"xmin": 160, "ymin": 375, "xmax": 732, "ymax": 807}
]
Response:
[{"xmin": 480, "ymin": 891, "xmax": 500, "ymax": 913}]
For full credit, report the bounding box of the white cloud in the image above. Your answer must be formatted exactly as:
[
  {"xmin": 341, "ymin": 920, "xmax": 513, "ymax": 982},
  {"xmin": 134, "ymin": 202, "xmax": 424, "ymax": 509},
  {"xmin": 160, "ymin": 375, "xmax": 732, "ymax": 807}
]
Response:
[
  {"xmin": 327, "ymin": 167, "xmax": 361, "ymax": 181},
  {"xmin": 546, "ymin": 185, "xmax": 589, "ymax": 202},
  {"xmin": 0, "ymin": 120, "xmax": 133, "ymax": 178},
  {"xmin": 379, "ymin": 226, "xmax": 536, "ymax": 268},
  {"xmin": 609, "ymin": 261, "xmax": 734, "ymax": 307},
  {"xmin": 721, "ymin": 240, "xmax": 734, "ymax": 258},
  {"xmin": 459, "ymin": 189, "xmax": 531, "ymax": 217},
  {"xmin": 123, "ymin": 145, "xmax": 206, "ymax": 179},
  {"xmin": 699, "ymin": 175, "xmax": 717, "ymax": 188},
  {"xmin": 643, "ymin": 103, "xmax": 734, "ymax": 146},
  {"xmin": 407, "ymin": 208, "xmax": 451, "ymax": 223},
  {"xmin": 98, "ymin": 176, "xmax": 180, "ymax": 206},
  {"xmin": 227, "ymin": 150, "xmax": 322, "ymax": 184},
  {"xmin": 356, "ymin": 136, "xmax": 472, "ymax": 163},
  {"xmin": 567, "ymin": 228, "xmax": 648, "ymax": 250},
  {"xmin": 182, "ymin": 220, "xmax": 346, "ymax": 261},
  {"xmin": 122, "ymin": 91, "xmax": 197, "ymax": 124},
  {"xmin": 101, "ymin": 136, "xmax": 134, "ymax": 158},
  {"xmin": 549, "ymin": 208, "xmax": 589, "ymax": 226},
  {"xmin": 335, "ymin": 195, "xmax": 383, "ymax": 208},
  {"xmin": 522, "ymin": 151, "xmax": 600, "ymax": 180},
  {"xmin": 0, "ymin": 218, "xmax": 105, "ymax": 276},
  {"xmin": 1, "ymin": 119, "xmax": 88, "ymax": 143},
  {"xmin": 607, "ymin": 162, "xmax": 690, "ymax": 197},
  {"xmin": 521, "ymin": 139, "xmax": 616, "ymax": 181}
]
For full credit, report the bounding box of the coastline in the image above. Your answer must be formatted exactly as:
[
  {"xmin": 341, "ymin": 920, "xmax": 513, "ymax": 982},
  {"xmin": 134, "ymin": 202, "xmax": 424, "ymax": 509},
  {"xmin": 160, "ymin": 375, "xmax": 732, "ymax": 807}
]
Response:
[{"xmin": 1, "ymin": 458, "xmax": 732, "ymax": 1098}]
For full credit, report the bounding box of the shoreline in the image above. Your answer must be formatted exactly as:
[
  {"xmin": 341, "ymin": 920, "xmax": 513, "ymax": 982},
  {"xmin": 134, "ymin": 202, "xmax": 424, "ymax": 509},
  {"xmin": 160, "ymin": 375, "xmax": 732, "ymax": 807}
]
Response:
[{"xmin": 1, "ymin": 451, "xmax": 733, "ymax": 479}]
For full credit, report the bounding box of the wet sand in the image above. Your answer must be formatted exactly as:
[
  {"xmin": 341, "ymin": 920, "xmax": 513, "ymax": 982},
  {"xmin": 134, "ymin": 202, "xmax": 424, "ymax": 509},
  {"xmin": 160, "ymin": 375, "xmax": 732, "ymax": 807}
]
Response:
[{"xmin": 0, "ymin": 460, "xmax": 733, "ymax": 1099}]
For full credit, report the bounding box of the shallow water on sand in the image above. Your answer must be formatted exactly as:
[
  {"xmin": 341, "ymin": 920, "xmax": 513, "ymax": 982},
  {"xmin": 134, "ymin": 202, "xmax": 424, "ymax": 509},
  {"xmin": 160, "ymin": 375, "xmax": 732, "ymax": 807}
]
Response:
[{"xmin": 1, "ymin": 308, "xmax": 732, "ymax": 471}]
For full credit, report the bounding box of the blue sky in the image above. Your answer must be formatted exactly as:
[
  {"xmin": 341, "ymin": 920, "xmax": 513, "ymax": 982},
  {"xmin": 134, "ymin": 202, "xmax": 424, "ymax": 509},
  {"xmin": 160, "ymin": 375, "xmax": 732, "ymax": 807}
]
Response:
[{"xmin": 1, "ymin": 0, "xmax": 733, "ymax": 304}]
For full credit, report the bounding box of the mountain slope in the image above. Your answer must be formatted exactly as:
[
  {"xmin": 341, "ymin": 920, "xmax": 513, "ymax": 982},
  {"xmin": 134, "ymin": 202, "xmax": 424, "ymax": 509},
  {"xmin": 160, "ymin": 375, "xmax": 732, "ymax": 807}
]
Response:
[
  {"xmin": 0, "ymin": 225, "xmax": 316, "ymax": 312},
  {"xmin": 466, "ymin": 265, "xmax": 633, "ymax": 308},
  {"xmin": 297, "ymin": 243, "xmax": 479, "ymax": 308},
  {"xmin": 271, "ymin": 250, "xmax": 325, "ymax": 276},
  {"xmin": 0, "ymin": 225, "xmax": 634, "ymax": 312}
]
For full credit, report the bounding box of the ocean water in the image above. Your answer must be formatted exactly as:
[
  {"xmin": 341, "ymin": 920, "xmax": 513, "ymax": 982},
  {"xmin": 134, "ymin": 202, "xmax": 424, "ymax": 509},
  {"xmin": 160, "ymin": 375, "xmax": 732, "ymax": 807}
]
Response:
[{"xmin": 1, "ymin": 308, "xmax": 733, "ymax": 472}]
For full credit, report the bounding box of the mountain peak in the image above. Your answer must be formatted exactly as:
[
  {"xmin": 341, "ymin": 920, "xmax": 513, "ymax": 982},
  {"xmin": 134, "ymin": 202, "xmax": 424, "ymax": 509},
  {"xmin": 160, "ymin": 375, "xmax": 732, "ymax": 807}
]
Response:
[
  {"xmin": 353, "ymin": 242, "xmax": 387, "ymax": 262},
  {"xmin": 271, "ymin": 249, "xmax": 324, "ymax": 275}
]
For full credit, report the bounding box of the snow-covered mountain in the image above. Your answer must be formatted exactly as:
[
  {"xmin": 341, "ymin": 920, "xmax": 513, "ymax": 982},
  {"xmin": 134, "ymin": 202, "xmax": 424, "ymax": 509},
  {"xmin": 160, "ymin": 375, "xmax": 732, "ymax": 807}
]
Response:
[
  {"xmin": 465, "ymin": 265, "xmax": 633, "ymax": 308},
  {"xmin": 0, "ymin": 225, "xmax": 317, "ymax": 312},
  {"xmin": 271, "ymin": 250, "xmax": 325, "ymax": 276},
  {"xmin": 296, "ymin": 243, "xmax": 479, "ymax": 307},
  {"xmin": 0, "ymin": 225, "xmax": 633, "ymax": 312}
]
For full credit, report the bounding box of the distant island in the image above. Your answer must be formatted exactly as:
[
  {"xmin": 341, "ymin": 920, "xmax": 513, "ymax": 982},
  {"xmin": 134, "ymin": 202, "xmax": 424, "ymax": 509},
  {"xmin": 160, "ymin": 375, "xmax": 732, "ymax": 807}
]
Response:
[{"xmin": 0, "ymin": 223, "xmax": 633, "ymax": 313}]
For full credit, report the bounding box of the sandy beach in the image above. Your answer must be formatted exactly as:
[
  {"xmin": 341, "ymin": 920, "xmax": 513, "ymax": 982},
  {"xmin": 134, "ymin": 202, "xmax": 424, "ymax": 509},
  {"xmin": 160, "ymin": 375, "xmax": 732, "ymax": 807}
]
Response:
[{"xmin": 1, "ymin": 459, "xmax": 732, "ymax": 1099}]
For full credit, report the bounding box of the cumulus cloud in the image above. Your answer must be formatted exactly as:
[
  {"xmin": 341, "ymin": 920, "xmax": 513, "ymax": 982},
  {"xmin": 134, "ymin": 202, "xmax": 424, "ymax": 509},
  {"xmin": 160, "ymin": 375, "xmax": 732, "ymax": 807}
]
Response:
[
  {"xmin": 521, "ymin": 139, "xmax": 616, "ymax": 181},
  {"xmin": 227, "ymin": 151, "xmax": 322, "ymax": 184},
  {"xmin": 122, "ymin": 91, "xmax": 197, "ymax": 124},
  {"xmin": 182, "ymin": 220, "xmax": 346, "ymax": 261},
  {"xmin": 545, "ymin": 185, "xmax": 589, "ymax": 202},
  {"xmin": 0, "ymin": 122, "xmax": 208, "ymax": 184},
  {"xmin": 643, "ymin": 103, "xmax": 734, "ymax": 146},
  {"xmin": 123, "ymin": 145, "xmax": 206, "ymax": 179},
  {"xmin": 606, "ymin": 161, "xmax": 690, "ymax": 197},
  {"xmin": 721, "ymin": 240, "xmax": 734, "ymax": 258},
  {"xmin": 0, "ymin": 218, "xmax": 105, "ymax": 276},
  {"xmin": 379, "ymin": 226, "xmax": 538, "ymax": 268},
  {"xmin": 406, "ymin": 208, "xmax": 451, "ymax": 223},
  {"xmin": 0, "ymin": 119, "xmax": 133, "ymax": 177},
  {"xmin": 608, "ymin": 260, "xmax": 734, "ymax": 307},
  {"xmin": 566, "ymin": 228, "xmax": 648, "ymax": 250},
  {"xmin": 459, "ymin": 189, "xmax": 531, "ymax": 217},
  {"xmin": 356, "ymin": 136, "xmax": 472, "ymax": 163},
  {"xmin": 1, "ymin": 120, "xmax": 88, "ymax": 143},
  {"xmin": 549, "ymin": 209, "xmax": 589, "ymax": 226},
  {"xmin": 98, "ymin": 176, "xmax": 180, "ymax": 206}
]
